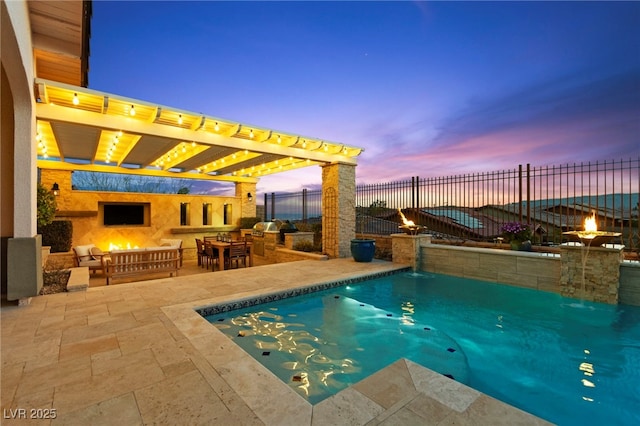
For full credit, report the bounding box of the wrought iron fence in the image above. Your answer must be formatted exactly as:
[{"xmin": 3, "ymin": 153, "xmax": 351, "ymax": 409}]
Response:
[
  {"xmin": 262, "ymin": 188, "xmax": 323, "ymax": 223},
  {"xmin": 263, "ymin": 158, "xmax": 640, "ymax": 251}
]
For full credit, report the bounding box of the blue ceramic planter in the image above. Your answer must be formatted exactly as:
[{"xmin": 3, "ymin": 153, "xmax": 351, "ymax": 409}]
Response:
[{"xmin": 350, "ymin": 239, "xmax": 376, "ymax": 262}]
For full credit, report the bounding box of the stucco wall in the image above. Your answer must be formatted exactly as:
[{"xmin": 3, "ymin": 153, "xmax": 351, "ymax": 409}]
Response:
[{"xmin": 2, "ymin": 0, "xmax": 37, "ymax": 238}]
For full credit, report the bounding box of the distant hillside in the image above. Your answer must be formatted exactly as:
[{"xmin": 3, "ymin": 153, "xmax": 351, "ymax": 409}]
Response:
[{"xmin": 511, "ymin": 193, "xmax": 639, "ymax": 211}]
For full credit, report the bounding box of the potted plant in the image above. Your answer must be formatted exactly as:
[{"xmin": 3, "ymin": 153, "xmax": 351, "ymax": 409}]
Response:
[
  {"xmin": 351, "ymin": 212, "xmax": 376, "ymax": 262},
  {"xmin": 501, "ymin": 221, "xmax": 532, "ymax": 251}
]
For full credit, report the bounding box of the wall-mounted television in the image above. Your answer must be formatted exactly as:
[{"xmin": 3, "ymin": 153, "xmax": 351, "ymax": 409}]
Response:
[{"xmin": 102, "ymin": 203, "xmax": 149, "ymax": 226}]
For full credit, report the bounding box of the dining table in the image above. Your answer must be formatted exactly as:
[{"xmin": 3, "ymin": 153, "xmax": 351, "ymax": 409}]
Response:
[{"xmin": 204, "ymin": 239, "xmax": 253, "ymax": 271}]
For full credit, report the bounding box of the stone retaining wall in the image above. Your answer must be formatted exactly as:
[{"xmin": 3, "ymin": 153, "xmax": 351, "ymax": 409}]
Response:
[
  {"xmin": 407, "ymin": 237, "xmax": 638, "ymax": 306},
  {"xmin": 421, "ymin": 243, "xmax": 561, "ymax": 294},
  {"xmin": 275, "ymin": 248, "xmax": 328, "ymax": 263},
  {"xmin": 620, "ymin": 263, "xmax": 640, "ymax": 306}
]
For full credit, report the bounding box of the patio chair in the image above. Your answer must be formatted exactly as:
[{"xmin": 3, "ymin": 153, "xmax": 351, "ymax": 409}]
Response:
[
  {"xmin": 244, "ymin": 234, "xmax": 253, "ymax": 256},
  {"xmin": 195, "ymin": 238, "xmax": 208, "ymax": 268},
  {"xmin": 72, "ymin": 244, "xmax": 106, "ymax": 275},
  {"xmin": 225, "ymin": 241, "xmax": 247, "ymax": 269},
  {"xmin": 203, "ymin": 241, "xmax": 220, "ymax": 271}
]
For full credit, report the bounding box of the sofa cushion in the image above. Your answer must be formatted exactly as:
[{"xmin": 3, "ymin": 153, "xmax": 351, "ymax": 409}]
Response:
[
  {"xmin": 79, "ymin": 259, "xmax": 103, "ymax": 268},
  {"xmin": 90, "ymin": 246, "xmax": 104, "ymax": 260},
  {"xmin": 74, "ymin": 244, "xmax": 95, "ymax": 261}
]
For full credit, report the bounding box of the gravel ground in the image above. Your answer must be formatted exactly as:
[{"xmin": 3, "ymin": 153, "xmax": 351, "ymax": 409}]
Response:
[{"xmin": 40, "ymin": 270, "xmax": 70, "ymax": 295}]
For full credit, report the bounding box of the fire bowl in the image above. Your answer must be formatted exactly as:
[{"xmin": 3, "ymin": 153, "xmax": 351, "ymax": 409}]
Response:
[
  {"xmin": 563, "ymin": 231, "xmax": 622, "ymax": 247},
  {"xmin": 399, "ymin": 225, "xmax": 425, "ymax": 236}
]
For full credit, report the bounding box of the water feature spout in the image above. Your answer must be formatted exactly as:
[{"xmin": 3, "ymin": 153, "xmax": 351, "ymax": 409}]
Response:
[{"xmin": 563, "ymin": 213, "xmax": 621, "ymax": 300}]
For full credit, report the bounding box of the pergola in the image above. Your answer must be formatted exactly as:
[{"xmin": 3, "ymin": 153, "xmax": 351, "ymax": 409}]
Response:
[
  {"xmin": 35, "ymin": 79, "xmax": 363, "ymax": 184},
  {"xmin": 4, "ymin": 0, "xmax": 361, "ymax": 302}
]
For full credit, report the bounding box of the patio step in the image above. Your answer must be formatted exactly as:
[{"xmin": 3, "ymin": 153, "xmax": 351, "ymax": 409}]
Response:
[{"xmin": 67, "ymin": 266, "xmax": 89, "ymax": 292}]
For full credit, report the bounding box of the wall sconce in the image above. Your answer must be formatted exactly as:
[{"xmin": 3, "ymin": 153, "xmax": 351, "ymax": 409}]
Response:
[
  {"xmin": 51, "ymin": 182, "xmax": 60, "ymax": 196},
  {"xmin": 247, "ymin": 192, "xmax": 253, "ymax": 202}
]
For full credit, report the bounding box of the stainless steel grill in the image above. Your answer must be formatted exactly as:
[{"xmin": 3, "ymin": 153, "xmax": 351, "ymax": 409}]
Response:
[{"xmin": 252, "ymin": 221, "xmax": 280, "ymax": 237}]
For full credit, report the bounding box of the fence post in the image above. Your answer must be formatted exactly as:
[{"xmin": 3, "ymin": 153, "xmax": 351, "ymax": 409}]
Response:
[
  {"xmin": 302, "ymin": 188, "xmax": 308, "ymax": 223},
  {"xmin": 411, "ymin": 176, "xmax": 416, "ymax": 210},
  {"xmin": 270, "ymin": 192, "xmax": 275, "ymax": 220},
  {"xmin": 526, "ymin": 163, "xmax": 531, "ymax": 224},
  {"xmin": 262, "ymin": 193, "xmax": 267, "ymax": 221},
  {"xmin": 518, "ymin": 164, "xmax": 523, "ymax": 222},
  {"xmin": 416, "ymin": 176, "xmax": 420, "ymax": 213}
]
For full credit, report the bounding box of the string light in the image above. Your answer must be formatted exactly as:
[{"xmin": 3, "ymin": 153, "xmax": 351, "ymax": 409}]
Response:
[
  {"xmin": 72, "ymin": 93, "xmax": 79, "ymax": 105},
  {"xmin": 249, "ymin": 129, "xmax": 254, "ymax": 139},
  {"xmin": 129, "ymin": 105, "xmax": 136, "ymax": 116},
  {"xmin": 178, "ymin": 114, "xmax": 183, "ymax": 125},
  {"xmin": 214, "ymin": 122, "xmax": 220, "ymax": 132},
  {"xmin": 277, "ymin": 135, "xmax": 281, "ymax": 144}
]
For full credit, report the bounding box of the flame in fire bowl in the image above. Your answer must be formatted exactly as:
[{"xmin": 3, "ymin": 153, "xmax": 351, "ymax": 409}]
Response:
[
  {"xmin": 399, "ymin": 225, "xmax": 426, "ymax": 235},
  {"xmin": 562, "ymin": 212, "xmax": 621, "ymax": 246}
]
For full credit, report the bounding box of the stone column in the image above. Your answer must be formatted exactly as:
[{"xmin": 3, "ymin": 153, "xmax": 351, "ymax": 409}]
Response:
[
  {"xmin": 560, "ymin": 245, "xmax": 624, "ymax": 304},
  {"xmin": 391, "ymin": 234, "xmax": 432, "ymax": 271},
  {"xmin": 235, "ymin": 181, "xmax": 257, "ymax": 220},
  {"xmin": 321, "ymin": 162, "xmax": 355, "ymax": 258}
]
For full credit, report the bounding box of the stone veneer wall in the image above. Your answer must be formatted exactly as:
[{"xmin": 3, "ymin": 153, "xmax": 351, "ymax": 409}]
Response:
[
  {"xmin": 416, "ymin": 240, "xmax": 639, "ymax": 306},
  {"xmin": 620, "ymin": 263, "xmax": 640, "ymax": 305},
  {"xmin": 392, "ymin": 234, "xmax": 431, "ymax": 270},
  {"xmin": 560, "ymin": 245, "xmax": 623, "ymax": 304},
  {"xmin": 274, "ymin": 248, "xmax": 328, "ymax": 263},
  {"xmin": 283, "ymin": 232, "xmax": 314, "ymax": 250},
  {"xmin": 262, "ymin": 232, "xmax": 280, "ymax": 263},
  {"xmin": 421, "ymin": 243, "xmax": 562, "ymax": 294}
]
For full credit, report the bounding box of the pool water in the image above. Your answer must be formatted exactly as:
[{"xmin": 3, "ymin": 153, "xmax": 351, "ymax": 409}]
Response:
[{"xmin": 204, "ymin": 272, "xmax": 640, "ymax": 425}]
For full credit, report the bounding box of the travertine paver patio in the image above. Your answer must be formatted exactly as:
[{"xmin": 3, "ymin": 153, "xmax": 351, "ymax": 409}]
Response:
[{"xmin": 1, "ymin": 259, "xmax": 550, "ymax": 425}]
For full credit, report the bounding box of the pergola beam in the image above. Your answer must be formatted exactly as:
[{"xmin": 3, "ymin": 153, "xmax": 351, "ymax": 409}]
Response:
[
  {"xmin": 37, "ymin": 159, "xmax": 259, "ymax": 183},
  {"xmin": 36, "ymin": 103, "xmax": 357, "ymax": 165}
]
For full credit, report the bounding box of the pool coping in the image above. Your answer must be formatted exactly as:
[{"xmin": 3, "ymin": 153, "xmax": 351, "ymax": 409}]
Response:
[
  {"xmin": 161, "ymin": 263, "xmax": 551, "ymax": 425},
  {"xmin": 194, "ymin": 267, "xmax": 410, "ymax": 316}
]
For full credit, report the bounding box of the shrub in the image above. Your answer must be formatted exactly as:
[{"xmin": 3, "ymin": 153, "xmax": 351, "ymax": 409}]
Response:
[
  {"xmin": 40, "ymin": 220, "xmax": 73, "ymax": 253},
  {"xmin": 293, "ymin": 241, "xmax": 322, "ymax": 253},
  {"xmin": 239, "ymin": 216, "xmax": 262, "ymax": 229},
  {"xmin": 375, "ymin": 246, "xmax": 392, "ymax": 261},
  {"xmin": 37, "ymin": 183, "xmax": 57, "ymax": 227}
]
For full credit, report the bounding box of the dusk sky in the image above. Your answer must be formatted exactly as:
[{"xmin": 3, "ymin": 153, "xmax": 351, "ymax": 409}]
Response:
[{"xmin": 89, "ymin": 1, "xmax": 640, "ymax": 194}]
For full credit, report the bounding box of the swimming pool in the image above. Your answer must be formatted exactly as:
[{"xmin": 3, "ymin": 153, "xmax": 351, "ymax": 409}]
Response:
[{"xmin": 203, "ymin": 271, "xmax": 640, "ymax": 425}]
